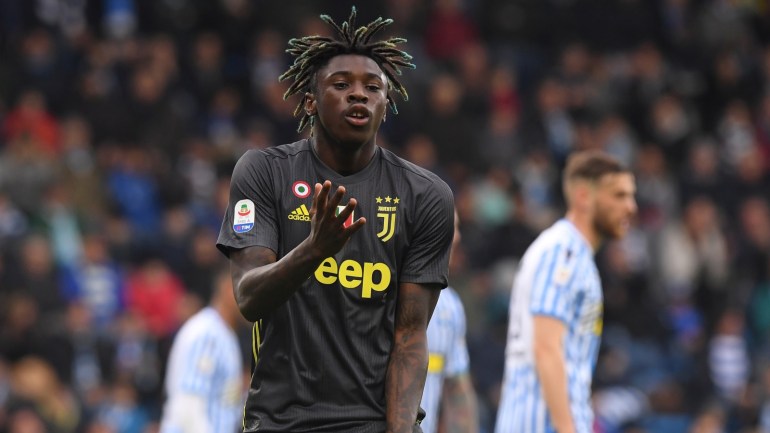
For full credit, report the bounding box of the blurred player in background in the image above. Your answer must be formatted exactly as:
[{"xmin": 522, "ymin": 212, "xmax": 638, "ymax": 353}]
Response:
[
  {"xmin": 495, "ymin": 151, "xmax": 637, "ymax": 433},
  {"xmin": 420, "ymin": 210, "xmax": 478, "ymax": 433},
  {"xmin": 216, "ymin": 7, "xmax": 454, "ymax": 433},
  {"xmin": 159, "ymin": 270, "xmax": 244, "ymax": 433}
]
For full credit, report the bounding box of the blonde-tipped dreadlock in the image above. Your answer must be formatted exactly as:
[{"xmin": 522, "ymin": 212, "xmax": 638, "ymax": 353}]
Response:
[{"xmin": 278, "ymin": 6, "xmax": 416, "ymax": 133}]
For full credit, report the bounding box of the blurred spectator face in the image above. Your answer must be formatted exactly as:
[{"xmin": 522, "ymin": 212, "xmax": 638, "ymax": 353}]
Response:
[
  {"xmin": 715, "ymin": 310, "xmax": 744, "ymax": 335},
  {"xmin": 735, "ymin": 146, "xmax": 765, "ymax": 183},
  {"xmin": 651, "ymin": 94, "xmax": 690, "ymax": 142},
  {"xmin": 193, "ymin": 33, "xmax": 223, "ymax": 71},
  {"xmin": 739, "ymin": 197, "xmax": 770, "ymax": 247},
  {"xmin": 211, "ymin": 88, "xmax": 241, "ymax": 117},
  {"xmin": 714, "ymin": 51, "xmax": 741, "ymax": 86},
  {"xmin": 16, "ymin": 91, "xmax": 46, "ymax": 117},
  {"xmin": 560, "ymin": 43, "xmax": 590, "ymax": 79},
  {"xmin": 636, "ymin": 145, "xmax": 666, "ymax": 176},
  {"xmin": 11, "ymin": 357, "xmax": 60, "ymax": 403},
  {"xmin": 688, "ymin": 140, "xmax": 719, "ymax": 179},
  {"xmin": 82, "ymin": 234, "xmax": 109, "ymax": 264},
  {"xmin": 403, "ymin": 134, "xmax": 438, "ymax": 168},
  {"xmin": 683, "ymin": 197, "xmax": 718, "ymax": 237},
  {"xmin": 21, "ymin": 29, "xmax": 55, "ymax": 70},
  {"xmin": 428, "ymin": 74, "xmax": 463, "ymax": 115},
  {"xmin": 689, "ymin": 408, "xmax": 725, "ymax": 433},
  {"xmin": 131, "ymin": 67, "xmax": 166, "ymax": 104},
  {"xmin": 5, "ymin": 295, "xmax": 38, "ymax": 333},
  {"xmin": 66, "ymin": 302, "xmax": 93, "ymax": 334},
  {"xmin": 457, "ymin": 42, "xmax": 489, "ymax": 86},
  {"xmin": 162, "ymin": 206, "xmax": 193, "ymax": 240},
  {"xmin": 632, "ymin": 43, "xmax": 663, "ymax": 80},
  {"xmin": 261, "ymin": 81, "xmax": 294, "ymax": 118},
  {"xmin": 20, "ymin": 235, "xmax": 53, "ymax": 277},
  {"xmin": 536, "ymin": 79, "xmax": 568, "ymax": 113},
  {"xmin": 8, "ymin": 408, "xmax": 48, "ymax": 433},
  {"xmin": 61, "ymin": 116, "xmax": 92, "ymax": 151},
  {"xmin": 147, "ymin": 35, "xmax": 178, "ymax": 79},
  {"xmin": 190, "ymin": 227, "xmax": 219, "ymax": 267}
]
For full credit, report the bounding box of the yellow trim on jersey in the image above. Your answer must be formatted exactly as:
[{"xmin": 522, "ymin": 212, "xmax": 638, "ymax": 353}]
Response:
[
  {"xmin": 245, "ymin": 320, "xmax": 262, "ymax": 431},
  {"xmin": 252, "ymin": 320, "xmax": 263, "ymax": 363},
  {"xmin": 427, "ymin": 353, "xmax": 445, "ymax": 374}
]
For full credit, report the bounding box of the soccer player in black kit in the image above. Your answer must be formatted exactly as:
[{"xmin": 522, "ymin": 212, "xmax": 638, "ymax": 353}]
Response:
[{"xmin": 216, "ymin": 7, "xmax": 455, "ymax": 433}]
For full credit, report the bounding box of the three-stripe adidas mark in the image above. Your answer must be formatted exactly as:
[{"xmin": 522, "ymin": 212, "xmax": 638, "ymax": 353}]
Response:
[{"xmin": 288, "ymin": 204, "xmax": 311, "ymax": 222}]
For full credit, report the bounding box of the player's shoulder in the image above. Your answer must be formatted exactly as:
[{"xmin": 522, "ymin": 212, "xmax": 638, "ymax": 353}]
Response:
[
  {"xmin": 532, "ymin": 219, "xmax": 578, "ymax": 248},
  {"xmin": 379, "ymin": 147, "xmax": 453, "ymax": 197},
  {"xmin": 177, "ymin": 308, "xmax": 227, "ymax": 340},
  {"xmin": 238, "ymin": 139, "xmax": 311, "ymax": 165},
  {"xmin": 522, "ymin": 220, "xmax": 582, "ymax": 265}
]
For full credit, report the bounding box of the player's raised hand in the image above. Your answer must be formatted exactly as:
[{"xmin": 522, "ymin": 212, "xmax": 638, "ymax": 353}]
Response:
[{"xmin": 307, "ymin": 180, "xmax": 366, "ymax": 257}]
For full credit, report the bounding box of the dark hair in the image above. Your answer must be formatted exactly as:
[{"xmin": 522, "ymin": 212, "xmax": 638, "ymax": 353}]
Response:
[
  {"xmin": 563, "ymin": 150, "xmax": 628, "ymax": 185},
  {"xmin": 279, "ymin": 7, "xmax": 415, "ymax": 132}
]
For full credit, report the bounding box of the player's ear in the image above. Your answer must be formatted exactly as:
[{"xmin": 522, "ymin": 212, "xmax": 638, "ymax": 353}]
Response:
[
  {"xmin": 572, "ymin": 182, "xmax": 593, "ymax": 210},
  {"xmin": 304, "ymin": 92, "xmax": 317, "ymax": 116}
]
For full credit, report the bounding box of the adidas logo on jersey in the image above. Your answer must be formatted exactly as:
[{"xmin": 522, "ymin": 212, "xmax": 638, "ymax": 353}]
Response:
[{"xmin": 288, "ymin": 204, "xmax": 311, "ymax": 222}]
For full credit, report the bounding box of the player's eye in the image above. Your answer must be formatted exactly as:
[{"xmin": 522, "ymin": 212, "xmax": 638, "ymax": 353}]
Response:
[
  {"xmin": 366, "ymin": 84, "xmax": 381, "ymax": 92},
  {"xmin": 333, "ymin": 82, "xmax": 349, "ymax": 89}
]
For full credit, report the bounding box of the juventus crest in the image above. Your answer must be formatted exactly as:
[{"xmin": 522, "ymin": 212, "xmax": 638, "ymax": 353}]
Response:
[{"xmin": 375, "ymin": 196, "xmax": 399, "ymax": 242}]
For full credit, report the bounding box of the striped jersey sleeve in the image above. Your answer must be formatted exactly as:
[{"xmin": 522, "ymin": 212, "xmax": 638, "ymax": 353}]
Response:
[
  {"xmin": 179, "ymin": 332, "xmax": 220, "ymax": 395},
  {"xmin": 528, "ymin": 235, "xmax": 583, "ymax": 323},
  {"xmin": 443, "ymin": 289, "xmax": 469, "ymax": 377}
]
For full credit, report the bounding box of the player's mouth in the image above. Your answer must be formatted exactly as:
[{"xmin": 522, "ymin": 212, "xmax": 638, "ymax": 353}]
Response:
[{"xmin": 345, "ymin": 105, "xmax": 371, "ymax": 126}]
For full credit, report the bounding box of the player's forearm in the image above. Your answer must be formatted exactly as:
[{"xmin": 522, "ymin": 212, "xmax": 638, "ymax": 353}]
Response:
[
  {"xmin": 534, "ymin": 342, "xmax": 575, "ymax": 433},
  {"xmin": 386, "ymin": 326, "xmax": 428, "ymax": 433},
  {"xmin": 441, "ymin": 374, "xmax": 479, "ymax": 433},
  {"xmin": 233, "ymin": 240, "xmax": 325, "ymax": 321},
  {"xmin": 442, "ymin": 375, "xmax": 479, "ymax": 433}
]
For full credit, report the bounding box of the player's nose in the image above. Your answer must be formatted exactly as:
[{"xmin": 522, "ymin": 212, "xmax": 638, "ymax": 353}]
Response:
[{"xmin": 347, "ymin": 83, "xmax": 368, "ymax": 103}]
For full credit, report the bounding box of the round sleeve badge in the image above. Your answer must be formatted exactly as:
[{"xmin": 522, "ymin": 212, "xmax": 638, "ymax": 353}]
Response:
[
  {"xmin": 292, "ymin": 181, "xmax": 311, "ymax": 198},
  {"xmin": 233, "ymin": 199, "xmax": 255, "ymax": 233}
]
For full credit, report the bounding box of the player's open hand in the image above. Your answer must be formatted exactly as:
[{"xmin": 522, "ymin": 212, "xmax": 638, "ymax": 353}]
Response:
[{"xmin": 307, "ymin": 180, "xmax": 366, "ymax": 258}]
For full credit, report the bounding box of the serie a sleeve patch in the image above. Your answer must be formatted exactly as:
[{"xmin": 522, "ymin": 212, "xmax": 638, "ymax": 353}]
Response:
[{"xmin": 233, "ymin": 199, "xmax": 255, "ymax": 233}]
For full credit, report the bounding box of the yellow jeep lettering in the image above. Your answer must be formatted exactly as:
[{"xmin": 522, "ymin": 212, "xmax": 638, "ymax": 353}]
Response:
[
  {"xmin": 314, "ymin": 258, "xmax": 391, "ymax": 298},
  {"xmin": 315, "ymin": 257, "xmax": 338, "ymax": 285}
]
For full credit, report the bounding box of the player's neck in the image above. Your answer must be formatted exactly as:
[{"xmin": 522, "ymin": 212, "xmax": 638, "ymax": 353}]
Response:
[
  {"xmin": 311, "ymin": 132, "xmax": 377, "ymax": 176},
  {"xmin": 565, "ymin": 211, "xmax": 602, "ymax": 252}
]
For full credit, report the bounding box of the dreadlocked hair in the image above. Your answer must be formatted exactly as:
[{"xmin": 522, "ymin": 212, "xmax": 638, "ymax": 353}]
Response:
[{"xmin": 278, "ymin": 6, "xmax": 416, "ymax": 133}]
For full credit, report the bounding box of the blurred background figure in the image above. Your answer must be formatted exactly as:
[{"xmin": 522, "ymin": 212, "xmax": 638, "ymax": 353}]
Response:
[
  {"xmin": 159, "ymin": 270, "xmax": 245, "ymax": 433},
  {"xmin": 420, "ymin": 210, "xmax": 479, "ymax": 433}
]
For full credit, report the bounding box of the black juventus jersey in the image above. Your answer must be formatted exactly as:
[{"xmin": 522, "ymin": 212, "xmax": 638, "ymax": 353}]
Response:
[{"xmin": 217, "ymin": 139, "xmax": 454, "ymax": 433}]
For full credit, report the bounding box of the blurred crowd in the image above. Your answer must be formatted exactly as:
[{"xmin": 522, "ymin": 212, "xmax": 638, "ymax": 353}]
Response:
[{"xmin": 1, "ymin": 0, "xmax": 770, "ymax": 432}]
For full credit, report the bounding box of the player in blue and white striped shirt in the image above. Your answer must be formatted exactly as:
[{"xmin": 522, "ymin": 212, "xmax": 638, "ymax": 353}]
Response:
[
  {"xmin": 160, "ymin": 271, "xmax": 245, "ymax": 433},
  {"xmin": 496, "ymin": 151, "xmax": 637, "ymax": 433},
  {"xmin": 420, "ymin": 210, "xmax": 478, "ymax": 433}
]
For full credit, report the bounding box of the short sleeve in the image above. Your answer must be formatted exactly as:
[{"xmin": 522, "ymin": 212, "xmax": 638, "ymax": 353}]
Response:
[
  {"xmin": 216, "ymin": 150, "xmax": 279, "ymax": 257},
  {"xmin": 400, "ymin": 179, "xmax": 454, "ymax": 287},
  {"xmin": 179, "ymin": 334, "xmax": 220, "ymax": 395},
  {"xmin": 444, "ymin": 290, "xmax": 470, "ymax": 377},
  {"xmin": 529, "ymin": 240, "xmax": 581, "ymax": 324}
]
